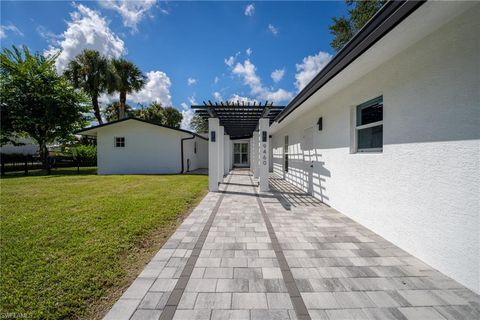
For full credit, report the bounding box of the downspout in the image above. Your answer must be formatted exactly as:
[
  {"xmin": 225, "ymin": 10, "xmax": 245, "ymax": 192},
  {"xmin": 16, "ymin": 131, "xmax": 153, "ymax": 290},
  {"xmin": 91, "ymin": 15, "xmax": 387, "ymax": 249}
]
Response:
[{"xmin": 180, "ymin": 134, "xmax": 195, "ymax": 174}]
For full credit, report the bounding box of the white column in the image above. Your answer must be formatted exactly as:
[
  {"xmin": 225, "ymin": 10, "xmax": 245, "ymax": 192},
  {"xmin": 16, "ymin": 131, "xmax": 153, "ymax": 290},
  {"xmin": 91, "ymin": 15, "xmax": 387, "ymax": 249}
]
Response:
[
  {"xmin": 252, "ymin": 131, "xmax": 259, "ymax": 179},
  {"xmin": 258, "ymin": 118, "xmax": 270, "ymax": 192},
  {"xmin": 229, "ymin": 139, "xmax": 233, "ymax": 170},
  {"xmin": 217, "ymin": 125, "xmax": 224, "ymax": 183},
  {"xmin": 224, "ymin": 134, "xmax": 230, "ymax": 176},
  {"xmin": 208, "ymin": 118, "xmax": 220, "ymax": 191}
]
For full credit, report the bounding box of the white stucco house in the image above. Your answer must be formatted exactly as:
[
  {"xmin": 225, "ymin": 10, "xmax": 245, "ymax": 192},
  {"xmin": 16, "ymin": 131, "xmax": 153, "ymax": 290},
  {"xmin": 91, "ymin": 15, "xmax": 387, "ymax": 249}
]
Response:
[
  {"xmin": 193, "ymin": 1, "xmax": 479, "ymax": 293},
  {"xmin": 77, "ymin": 118, "xmax": 208, "ymax": 175}
]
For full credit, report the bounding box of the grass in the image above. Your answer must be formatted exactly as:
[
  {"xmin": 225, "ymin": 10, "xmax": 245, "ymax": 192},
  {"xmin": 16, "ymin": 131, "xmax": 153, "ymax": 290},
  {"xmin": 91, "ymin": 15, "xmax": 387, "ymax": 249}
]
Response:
[{"xmin": 0, "ymin": 168, "xmax": 208, "ymax": 319}]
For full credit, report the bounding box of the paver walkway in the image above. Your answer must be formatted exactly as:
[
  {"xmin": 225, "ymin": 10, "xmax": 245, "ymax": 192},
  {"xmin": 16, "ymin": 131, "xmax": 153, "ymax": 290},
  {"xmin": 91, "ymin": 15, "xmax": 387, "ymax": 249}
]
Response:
[{"xmin": 104, "ymin": 169, "xmax": 479, "ymax": 320}]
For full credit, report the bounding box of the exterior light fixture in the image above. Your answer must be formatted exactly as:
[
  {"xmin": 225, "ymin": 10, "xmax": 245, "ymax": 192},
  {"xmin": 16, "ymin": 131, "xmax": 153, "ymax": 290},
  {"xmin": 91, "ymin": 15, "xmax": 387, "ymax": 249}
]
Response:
[
  {"xmin": 317, "ymin": 117, "xmax": 323, "ymax": 131},
  {"xmin": 211, "ymin": 131, "xmax": 216, "ymax": 142}
]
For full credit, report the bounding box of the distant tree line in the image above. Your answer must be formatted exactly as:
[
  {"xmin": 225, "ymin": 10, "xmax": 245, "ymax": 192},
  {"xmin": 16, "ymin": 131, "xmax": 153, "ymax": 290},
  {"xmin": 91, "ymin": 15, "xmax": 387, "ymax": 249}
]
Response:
[{"xmin": 0, "ymin": 46, "xmax": 184, "ymax": 172}]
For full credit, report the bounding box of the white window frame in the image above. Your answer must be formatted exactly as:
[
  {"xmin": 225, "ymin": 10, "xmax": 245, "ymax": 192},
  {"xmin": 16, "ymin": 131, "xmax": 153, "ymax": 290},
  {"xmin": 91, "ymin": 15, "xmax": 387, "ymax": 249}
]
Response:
[
  {"xmin": 114, "ymin": 136, "xmax": 125, "ymax": 148},
  {"xmin": 355, "ymin": 97, "xmax": 383, "ymax": 153}
]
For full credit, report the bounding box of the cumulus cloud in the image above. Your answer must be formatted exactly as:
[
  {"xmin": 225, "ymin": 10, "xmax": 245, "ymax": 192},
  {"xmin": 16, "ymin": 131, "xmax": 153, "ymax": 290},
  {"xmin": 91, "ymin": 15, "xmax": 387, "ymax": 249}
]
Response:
[
  {"xmin": 187, "ymin": 77, "xmax": 197, "ymax": 86},
  {"xmin": 229, "ymin": 94, "xmax": 258, "ymax": 104},
  {"xmin": 213, "ymin": 91, "xmax": 224, "ymax": 101},
  {"xmin": 99, "ymin": 0, "xmax": 157, "ymax": 31},
  {"xmin": 246, "ymin": 48, "xmax": 253, "ymax": 56},
  {"xmin": 295, "ymin": 51, "xmax": 332, "ymax": 91},
  {"xmin": 244, "ymin": 4, "xmax": 255, "ymax": 16},
  {"xmin": 131, "ymin": 70, "xmax": 172, "ymax": 105},
  {"xmin": 100, "ymin": 70, "xmax": 172, "ymax": 107},
  {"xmin": 268, "ymin": 24, "xmax": 278, "ymax": 36},
  {"xmin": 180, "ymin": 102, "xmax": 194, "ymax": 130},
  {"xmin": 45, "ymin": 4, "xmax": 125, "ymax": 73},
  {"xmin": 0, "ymin": 24, "xmax": 23, "ymax": 39},
  {"xmin": 232, "ymin": 59, "xmax": 293, "ymax": 103},
  {"xmin": 271, "ymin": 68, "xmax": 285, "ymax": 83}
]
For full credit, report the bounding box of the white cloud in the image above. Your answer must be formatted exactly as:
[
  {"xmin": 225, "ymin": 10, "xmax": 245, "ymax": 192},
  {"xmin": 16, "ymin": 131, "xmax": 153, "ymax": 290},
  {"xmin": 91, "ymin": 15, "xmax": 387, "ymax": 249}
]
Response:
[
  {"xmin": 224, "ymin": 51, "xmax": 240, "ymax": 67},
  {"xmin": 188, "ymin": 95, "xmax": 197, "ymax": 105},
  {"xmin": 244, "ymin": 4, "xmax": 255, "ymax": 16},
  {"xmin": 213, "ymin": 76, "xmax": 219, "ymax": 84},
  {"xmin": 224, "ymin": 56, "xmax": 235, "ymax": 67},
  {"xmin": 45, "ymin": 4, "xmax": 125, "ymax": 73},
  {"xmin": 295, "ymin": 51, "xmax": 332, "ymax": 91},
  {"xmin": 0, "ymin": 24, "xmax": 23, "ymax": 39},
  {"xmin": 36, "ymin": 25, "xmax": 60, "ymax": 44},
  {"xmin": 187, "ymin": 77, "xmax": 197, "ymax": 86},
  {"xmin": 98, "ymin": 0, "xmax": 157, "ymax": 31},
  {"xmin": 232, "ymin": 59, "xmax": 293, "ymax": 103},
  {"xmin": 180, "ymin": 102, "xmax": 194, "ymax": 130},
  {"xmin": 268, "ymin": 24, "xmax": 278, "ymax": 36},
  {"xmin": 229, "ymin": 94, "xmax": 258, "ymax": 104},
  {"xmin": 213, "ymin": 91, "xmax": 223, "ymax": 101},
  {"xmin": 271, "ymin": 68, "xmax": 285, "ymax": 83},
  {"xmin": 246, "ymin": 48, "xmax": 253, "ymax": 56}
]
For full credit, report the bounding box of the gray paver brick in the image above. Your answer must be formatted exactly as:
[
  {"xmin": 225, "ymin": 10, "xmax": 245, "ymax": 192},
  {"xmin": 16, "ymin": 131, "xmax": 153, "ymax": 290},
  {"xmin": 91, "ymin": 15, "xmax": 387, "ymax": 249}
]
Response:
[
  {"xmin": 104, "ymin": 170, "xmax": 480, "ymax": 320},
  {"xmin": 232, "ymin": 293, "xmax": 268, "ymax": 309},
  {"xmin": 266, "ymin": 293, "xmax": 294, "ymax": 309},
  {"xmin": 211, "ymin": 310, "xmax": 249, "ymax": 320}
]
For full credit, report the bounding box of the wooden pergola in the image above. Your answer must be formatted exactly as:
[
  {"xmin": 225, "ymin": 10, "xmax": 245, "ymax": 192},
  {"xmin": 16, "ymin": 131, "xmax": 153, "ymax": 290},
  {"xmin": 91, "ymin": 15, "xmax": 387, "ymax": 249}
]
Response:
[{"xmin": 191, "ymin": 100, "xmax": 285, "ymax": 139}]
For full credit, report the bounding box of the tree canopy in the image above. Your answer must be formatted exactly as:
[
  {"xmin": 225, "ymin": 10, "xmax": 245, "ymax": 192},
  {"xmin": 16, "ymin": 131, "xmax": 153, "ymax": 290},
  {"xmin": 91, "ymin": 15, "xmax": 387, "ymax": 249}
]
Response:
[
  {"xmin": 329, "ymin": 0, "xmax": 385, "ymax": 51},
  {"xmin": 189, "ymin": 114, "xmax": 208, "ymax": 133},
  {"xmin": 109, "ymin": 58, "xmax": 145, "ymax": 119},
  {"xmin": 0, "ymin": 46, "xmax": 89, "ymax": 168},
  {"xmin": 64, "ymin": 49, "xmax": 111, "ymax": 124}
]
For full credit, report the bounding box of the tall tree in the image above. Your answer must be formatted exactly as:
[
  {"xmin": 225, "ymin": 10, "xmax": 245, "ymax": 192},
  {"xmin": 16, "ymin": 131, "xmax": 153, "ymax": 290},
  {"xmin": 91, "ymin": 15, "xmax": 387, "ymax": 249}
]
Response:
[
  {"xmin": 329, "ymin": 0, "xmax": 385, "ymax": 51},
  {"xmin": 161, "ymin": 107, "xmax": 182, "ymax": 128},
  {"xmin": 64, "ymin": 49, "xmax": 110, "ymax": 124},
  {"xmin": 110, "ymin": 58, "xmax": 145, "ymax": 119},
  {"xmin": 190, "ymin": 114, "xmax": 208, "ymax": 133},
  {"xmin": 0, "ymin": 46, "xmax": 88, "ymax": 170},
  {"xmin": 134, "ymin": 102, "xmax": 165, "ymax": 123},
  {"xmin": 104, "ymin": 101, "xmax": 134, "ymax": 122}
]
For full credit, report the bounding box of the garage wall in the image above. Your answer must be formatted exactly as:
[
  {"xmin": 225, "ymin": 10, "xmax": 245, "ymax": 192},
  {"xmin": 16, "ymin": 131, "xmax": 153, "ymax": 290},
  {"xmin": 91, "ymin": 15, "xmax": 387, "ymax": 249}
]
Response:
[
  {"xmin": 97, "ymin": 120, "xmax": 195, "ymax": 174},
  {"xmin": 271, "ymin": 7, "xmax": 479, "ymax": 292}
]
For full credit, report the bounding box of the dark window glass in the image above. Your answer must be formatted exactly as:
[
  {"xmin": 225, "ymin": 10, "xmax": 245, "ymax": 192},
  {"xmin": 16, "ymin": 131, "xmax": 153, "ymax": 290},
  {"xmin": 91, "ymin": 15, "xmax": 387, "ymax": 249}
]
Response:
[
  {"xmin": 115, "ymin": 137, "xmax": 125, "ymax": 147},
  {"xmin": 356, "ymin": 97, "xmax": 383, "ymax": 126},
  {"xmin": 358, "ymin": 125, "xmax": 383, "ymax": 150},
  {"xmin": 234, "ymin": 154, "xmax": 241, "ymax": 163}
]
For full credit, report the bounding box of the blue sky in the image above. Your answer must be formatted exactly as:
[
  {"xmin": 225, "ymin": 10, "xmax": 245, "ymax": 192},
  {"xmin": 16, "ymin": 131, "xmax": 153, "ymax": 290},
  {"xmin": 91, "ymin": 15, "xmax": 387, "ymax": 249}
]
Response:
[{"xmin": 1, "ymin": 1, "xmax": 347, "ymax": 128}]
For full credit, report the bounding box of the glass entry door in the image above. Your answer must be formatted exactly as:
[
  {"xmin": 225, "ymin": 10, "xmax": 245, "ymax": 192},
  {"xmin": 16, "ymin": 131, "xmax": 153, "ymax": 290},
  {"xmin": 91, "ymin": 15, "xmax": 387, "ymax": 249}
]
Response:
[{"xmin": 233, "ymin": 143, "xmax": 249, "ymax": 167}]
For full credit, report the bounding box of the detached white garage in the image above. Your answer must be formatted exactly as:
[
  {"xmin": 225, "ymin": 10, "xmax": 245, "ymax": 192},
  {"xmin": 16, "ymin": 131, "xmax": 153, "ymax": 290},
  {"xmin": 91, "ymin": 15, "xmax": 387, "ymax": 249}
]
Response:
[{"xmin": 77, "ymin": 118, "xmax": 208, "ymax": 175}]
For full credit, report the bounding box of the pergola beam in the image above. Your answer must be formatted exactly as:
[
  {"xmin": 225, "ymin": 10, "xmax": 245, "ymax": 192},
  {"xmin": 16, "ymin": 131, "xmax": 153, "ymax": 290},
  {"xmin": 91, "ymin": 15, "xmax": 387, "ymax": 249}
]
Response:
[{"xmin": 192, "ymin": 100, "xmax": 285, "ymax": 138}]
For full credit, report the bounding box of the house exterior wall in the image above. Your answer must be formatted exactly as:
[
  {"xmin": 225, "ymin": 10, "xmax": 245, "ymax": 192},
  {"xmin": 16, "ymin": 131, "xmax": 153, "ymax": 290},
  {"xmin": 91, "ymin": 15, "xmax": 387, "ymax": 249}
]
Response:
[
  {"xmin": 183, "ymin": 135, "xmax": 208, "ymax": 172},
  {"xmin": 96, "ymin": 120, "xmax": 207, "ymax": 174},
  {"xmin": 271, "ymin": 7, "xmax": 479, "ymax": 293}
]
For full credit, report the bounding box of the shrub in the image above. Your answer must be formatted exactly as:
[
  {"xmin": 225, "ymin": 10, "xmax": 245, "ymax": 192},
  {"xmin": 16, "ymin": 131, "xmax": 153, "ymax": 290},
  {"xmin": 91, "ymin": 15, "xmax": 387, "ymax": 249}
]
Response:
[{"xmin": 71, "ymin": 145, "xmax": 96, "ymax": 162}]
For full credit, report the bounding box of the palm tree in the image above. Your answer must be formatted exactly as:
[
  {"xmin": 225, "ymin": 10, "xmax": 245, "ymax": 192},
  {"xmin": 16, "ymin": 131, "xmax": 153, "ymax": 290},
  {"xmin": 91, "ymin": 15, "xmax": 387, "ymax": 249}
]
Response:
[
  {"xmin": 64, "ymin": 50, "xmax": 109, "ymax": 124},
  {"xmin": 110, "ymin": 58, "xmax": 145, "ymax": 119}
]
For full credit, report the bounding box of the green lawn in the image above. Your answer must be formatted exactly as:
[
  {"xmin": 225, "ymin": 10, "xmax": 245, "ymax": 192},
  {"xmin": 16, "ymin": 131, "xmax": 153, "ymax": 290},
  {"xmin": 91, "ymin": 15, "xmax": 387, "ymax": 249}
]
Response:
[{"xmin": 0, "ymin": 168, "xmax": 208, "ymax": 319}]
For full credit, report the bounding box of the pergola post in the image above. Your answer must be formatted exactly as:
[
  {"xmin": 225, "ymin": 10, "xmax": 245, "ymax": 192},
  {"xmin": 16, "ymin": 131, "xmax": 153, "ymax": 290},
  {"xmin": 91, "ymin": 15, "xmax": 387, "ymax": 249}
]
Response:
[
  {"xmin": 258, "ymin": 118, "xmax": 270, "ymax": 192},
  {"xmin": 217, "ymin": 125, "xmax": 225, "ymax": 183},
  {"xmin": 252, "ymin": 131, "xmax": 259, "ymax": 179},
  {"xmin": 208, "ymin": 118, "xmax": 220, "ymax": 191},
  {"xmin": 224, "ymin": 134, "xmax": 230, "ymax": 176}
]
